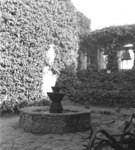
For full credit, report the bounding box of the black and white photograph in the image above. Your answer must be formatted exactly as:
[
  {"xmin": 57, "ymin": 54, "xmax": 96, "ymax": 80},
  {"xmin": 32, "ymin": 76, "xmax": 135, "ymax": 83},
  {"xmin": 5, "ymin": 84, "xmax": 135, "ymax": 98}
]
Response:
[{"xmin": 0, "ymin": 0, "xmax": 135, "ymax": 149}]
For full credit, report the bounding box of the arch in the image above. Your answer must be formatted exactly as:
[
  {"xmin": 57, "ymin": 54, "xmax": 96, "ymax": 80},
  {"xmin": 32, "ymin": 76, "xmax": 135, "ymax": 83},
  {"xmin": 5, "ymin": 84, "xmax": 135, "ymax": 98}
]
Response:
[{"xmin": 87, "ymin": 24, "xmax": 135, "ymax": 71}]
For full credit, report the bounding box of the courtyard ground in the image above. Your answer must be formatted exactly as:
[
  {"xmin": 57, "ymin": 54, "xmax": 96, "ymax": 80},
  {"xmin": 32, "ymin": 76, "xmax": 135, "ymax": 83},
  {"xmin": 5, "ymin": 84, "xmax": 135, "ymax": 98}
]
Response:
[{"xmin": 0, "ymin": 103, "xmax": 135, "ymax": 150}]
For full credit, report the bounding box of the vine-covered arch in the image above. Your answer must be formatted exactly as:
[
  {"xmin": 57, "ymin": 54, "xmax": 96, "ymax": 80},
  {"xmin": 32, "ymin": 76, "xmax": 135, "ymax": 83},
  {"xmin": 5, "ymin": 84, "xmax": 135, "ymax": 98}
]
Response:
[{"xmin": 87, "ymin": 24, "xmax": 135, "ymax": 71}]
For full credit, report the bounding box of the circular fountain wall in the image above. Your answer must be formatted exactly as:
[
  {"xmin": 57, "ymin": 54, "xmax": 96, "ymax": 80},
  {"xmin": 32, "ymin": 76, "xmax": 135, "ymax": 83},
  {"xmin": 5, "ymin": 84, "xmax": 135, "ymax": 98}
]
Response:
[{"xmin": 19, "ymin": 106, "xmax": 91, "ymax": 134}]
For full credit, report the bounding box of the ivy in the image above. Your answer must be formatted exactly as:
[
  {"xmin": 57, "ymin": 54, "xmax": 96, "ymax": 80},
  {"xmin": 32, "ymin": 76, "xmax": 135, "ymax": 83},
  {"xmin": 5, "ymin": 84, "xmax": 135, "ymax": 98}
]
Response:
[
  {"xmin": 0, "ymin": 0, "xmax": 79, "ymax": 114},
  {"xmin": 56, "ymin": 25, "xmax": 135, "ymax": 108},
  {"xmin": 87, "ymin": 24, "xmax": 135, "ymax": 71},
  {"xmin": 57, "ymin": 70, "xmax": 135, "ymax": 108}
]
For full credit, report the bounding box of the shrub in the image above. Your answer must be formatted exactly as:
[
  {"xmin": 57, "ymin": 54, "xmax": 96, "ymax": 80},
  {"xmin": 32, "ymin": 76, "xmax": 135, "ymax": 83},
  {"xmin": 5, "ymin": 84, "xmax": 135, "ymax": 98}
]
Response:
[{"xmin": 57, "ymin": 69, "xmax": 135, "ymax": 108}]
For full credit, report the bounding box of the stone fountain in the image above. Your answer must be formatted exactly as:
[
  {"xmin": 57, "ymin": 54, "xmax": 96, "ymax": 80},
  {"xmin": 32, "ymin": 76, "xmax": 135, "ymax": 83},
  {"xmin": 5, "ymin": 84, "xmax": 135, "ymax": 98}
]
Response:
[
  {"xmin": 19, "ymin": 86, "xmax": 91, "ymax": 134},
  {"xmin": 47, "ymin": 86, "xmax": 64, "ymax": 113}
]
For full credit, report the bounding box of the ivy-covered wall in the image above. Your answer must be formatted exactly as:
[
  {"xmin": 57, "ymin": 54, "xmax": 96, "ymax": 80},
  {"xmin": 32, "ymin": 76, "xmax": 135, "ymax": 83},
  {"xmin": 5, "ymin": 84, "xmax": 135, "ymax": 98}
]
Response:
[
  {"xmin": 0, "ymin": 0, "xmax": 79, "ymax": 110},
  {"xmin": 87, "ymin": 24, "xmax": 135, "ymax": 71},
  {"xmin": 76, "ymin": 11, "xmax": 91, "ymax": 70},
  {"xmin": 57, "ymin": 24, "xmax": 135, "ymax": 108}
]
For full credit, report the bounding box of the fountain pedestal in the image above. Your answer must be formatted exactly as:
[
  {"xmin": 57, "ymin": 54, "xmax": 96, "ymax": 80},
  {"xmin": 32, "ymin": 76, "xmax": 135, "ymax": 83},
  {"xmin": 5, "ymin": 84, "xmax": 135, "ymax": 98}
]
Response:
[
  {"xmin": 47, "ymin": 86, "xmax": 65, "ymax": 113},
  {"xmin": 47, "ymin": 92, "xmax": 65, "ymax": 113}
]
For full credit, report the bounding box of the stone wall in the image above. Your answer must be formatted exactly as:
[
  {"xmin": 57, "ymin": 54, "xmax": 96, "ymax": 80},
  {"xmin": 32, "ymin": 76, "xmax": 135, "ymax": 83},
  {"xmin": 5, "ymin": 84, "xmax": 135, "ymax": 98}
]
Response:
[{"xmin": 19, "ymin": 106, "xmax": 91, "ymax": 134}]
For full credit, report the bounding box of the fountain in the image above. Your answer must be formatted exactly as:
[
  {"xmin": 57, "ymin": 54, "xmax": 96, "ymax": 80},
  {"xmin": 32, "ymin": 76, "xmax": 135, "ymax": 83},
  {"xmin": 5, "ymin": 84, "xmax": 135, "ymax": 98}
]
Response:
[
  {"xmin": 19, "ymin": 45, "xmax": 91, "ymax": 133},
  {"xmin": 19, "ymin": 85, "xmax": 91, "ymax": 134},
  {"xmin": 19, "ymin": 87, "xmax": 91, "ymax": 134}
]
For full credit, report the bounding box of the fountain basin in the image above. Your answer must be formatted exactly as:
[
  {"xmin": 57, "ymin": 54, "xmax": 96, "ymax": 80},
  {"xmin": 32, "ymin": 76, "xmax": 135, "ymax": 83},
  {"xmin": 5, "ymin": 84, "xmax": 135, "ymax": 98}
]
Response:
[{"xmin": 19, "ymin": 106, "xmax": 91, "ymax": 134}]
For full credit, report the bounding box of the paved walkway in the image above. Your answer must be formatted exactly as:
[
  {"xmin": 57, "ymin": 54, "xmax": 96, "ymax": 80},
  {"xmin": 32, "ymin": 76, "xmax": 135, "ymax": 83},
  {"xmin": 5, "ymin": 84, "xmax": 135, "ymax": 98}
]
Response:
[
  {"xmin": 0, "ymin": 116, "xmax": 89, "ymax": 150},
  {"xmin": 0, "ymin": 106, "xmax": 135, "ymax": 150}
]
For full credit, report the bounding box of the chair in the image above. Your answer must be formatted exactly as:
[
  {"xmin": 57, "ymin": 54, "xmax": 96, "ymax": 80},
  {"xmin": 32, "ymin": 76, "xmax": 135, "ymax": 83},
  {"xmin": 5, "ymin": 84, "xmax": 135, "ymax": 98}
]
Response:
[{"xmin": 87, "ymin": 113, "xmax": 135, "ymax": 150}]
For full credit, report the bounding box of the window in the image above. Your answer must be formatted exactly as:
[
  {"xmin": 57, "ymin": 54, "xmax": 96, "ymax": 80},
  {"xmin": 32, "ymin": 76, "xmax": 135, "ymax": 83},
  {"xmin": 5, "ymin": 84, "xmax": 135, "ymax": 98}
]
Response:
[
  {"xmin": 117, "ymin": 44, "xmax": 134, "ymax": 70},
  {"xmin": 98, "ymin": 50, "xmax": 108, "ymax": 70},
  {"xmin": 98, "ymin": 44, "xmax": 134, "ymax": 71}
]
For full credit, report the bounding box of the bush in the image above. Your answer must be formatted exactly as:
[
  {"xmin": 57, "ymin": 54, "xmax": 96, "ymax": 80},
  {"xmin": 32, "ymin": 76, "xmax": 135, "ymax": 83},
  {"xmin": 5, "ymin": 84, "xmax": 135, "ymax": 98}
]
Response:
[
  {"xmin": 57, "ymin": 69, "xmax": 135, "ymax": 108},
  {"xmin": 0, "ymin": 95, "xmax": 50, "ymax": 116}
]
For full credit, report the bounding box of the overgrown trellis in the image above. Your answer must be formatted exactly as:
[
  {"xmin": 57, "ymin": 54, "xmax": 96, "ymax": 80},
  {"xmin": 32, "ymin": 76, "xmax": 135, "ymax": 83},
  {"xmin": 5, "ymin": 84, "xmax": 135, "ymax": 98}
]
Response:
[
  {"xmin": 57, "ymin": 24, "xmax": 135, "ymax": 107},
  {"xmin": 87, "ymin": 24, "xmax": 135, "ymax": 71}
]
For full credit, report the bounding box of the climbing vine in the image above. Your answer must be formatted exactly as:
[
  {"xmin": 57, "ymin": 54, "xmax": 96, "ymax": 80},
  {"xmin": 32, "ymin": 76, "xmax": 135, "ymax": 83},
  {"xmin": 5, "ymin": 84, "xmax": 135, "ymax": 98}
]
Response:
[
  {"xmin": 0, "ymin": 0, "xmax": 79, "ymax": 113},
  {"xmin": 57, "ymin": 24, "xmax": 135, "ymax": 108},
  {"xmin": 87, "ymin": 24, "xmax": 135, "ymax": 71}
]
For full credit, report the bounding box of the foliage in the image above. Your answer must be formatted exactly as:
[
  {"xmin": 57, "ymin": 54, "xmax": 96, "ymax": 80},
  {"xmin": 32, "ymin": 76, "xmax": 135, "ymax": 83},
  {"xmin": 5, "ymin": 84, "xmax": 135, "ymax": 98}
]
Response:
[
  {"xmin": 76, "ymin": 11, "xmax": 91, "ymax": 70},
  {"xmin": 0, "ymin": 0, "xmax": 79, "ymax": 114},
  {"xmin": 76, "ymin": 11, "xmax": 91, "ymax": 53},
  {"xmin": 87, "ymin": 24, "xmax": 135, "ymax": 71},
  {"xmin": 57, "ymin": 69, "xmax": 135, "ymax": 108},
  {"xmin": 76, "ymin": 11, "xmax": 91, "ymax": 38},
  {"xmin": 57, "ymin": 25, "xmax": 135, "ymax": 108},
  {"xmin": 0, "ymin": 95, "xmax": 50, "ymax": 116}
]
